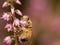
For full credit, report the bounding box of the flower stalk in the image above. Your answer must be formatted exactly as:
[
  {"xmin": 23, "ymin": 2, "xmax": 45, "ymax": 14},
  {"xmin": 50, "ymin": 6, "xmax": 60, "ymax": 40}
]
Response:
[{"xmin": 1, "ymin": 0, "xmax": 32, "ymax": 45}]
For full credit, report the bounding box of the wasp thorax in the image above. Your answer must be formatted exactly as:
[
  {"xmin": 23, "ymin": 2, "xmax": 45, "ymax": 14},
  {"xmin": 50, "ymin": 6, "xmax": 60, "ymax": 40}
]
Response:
[
  {"xmin": 21, "ymin": 15, "xmax": 29, "ymax": 21},
  {"xmin": 22, "ymin": 15, "xmax": 28, "ymax": 19}
]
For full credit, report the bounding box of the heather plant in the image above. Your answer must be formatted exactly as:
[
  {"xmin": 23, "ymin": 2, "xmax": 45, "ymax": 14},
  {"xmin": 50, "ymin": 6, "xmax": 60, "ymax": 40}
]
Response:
[{"xmin": 1, "ymin": 0, "xmax": 32, "ymax": 45}]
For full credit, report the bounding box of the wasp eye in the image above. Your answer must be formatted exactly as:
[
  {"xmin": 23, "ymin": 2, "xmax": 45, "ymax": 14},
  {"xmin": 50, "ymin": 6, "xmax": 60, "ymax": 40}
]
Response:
[
  {"xmin": 19, "ymin": 36, "xmax": 28, "ymax": 43},
  {"xmin": 21, "ymin": 38, "xmax": 28, "ymax": 42}
]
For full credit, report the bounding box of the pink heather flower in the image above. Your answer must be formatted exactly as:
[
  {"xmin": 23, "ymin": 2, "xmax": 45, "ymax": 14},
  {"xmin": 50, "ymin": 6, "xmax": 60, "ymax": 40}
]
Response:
[
  {"xmin": 16, "ymin": 10, "xmax": 22, "ymax": 16},
  {"xmin": 20, "ymin": 20, "xmax": 27, "ymax": 27},
  {"xmin": 16, "ymin": 0, "xmax": 21, "ymax": 5},
  {"xmin": 13, "ymin": 19, "xmax": 20, "ymax": 26},
  {"xmin": 1, "ymin": 12, "xmax": 10, "ymax": 21},
  {"xmin": 4, "ymin": 36, "xmax": 12, "ymax": 45},
  {"xmin": 2, "ymin": 2, "xmax": 8, "ymax": 8},
  {"xmin": 5, "ymin": 24, "xmax": 13, "ymax": 32},
  {"xmin": 11, "ymin": 8, "xmax": 14, "ymax": 15}
]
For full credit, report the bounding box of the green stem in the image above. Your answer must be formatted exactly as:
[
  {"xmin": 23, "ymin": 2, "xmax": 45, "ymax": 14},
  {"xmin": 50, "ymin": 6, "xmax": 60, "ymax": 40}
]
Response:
[
  {"xmin": 10, "ymin": 1, "xmax": 19, "ymax": 45},
  {"xmin": 14, "ymin": 32, "xmax": 18, "ymax": 45}
]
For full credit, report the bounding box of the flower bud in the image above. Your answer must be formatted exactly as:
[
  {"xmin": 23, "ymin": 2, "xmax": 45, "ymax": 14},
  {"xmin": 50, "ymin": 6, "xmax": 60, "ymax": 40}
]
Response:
[
  {"xmin": 11, "ymin": 8, "xmax": 14, "ymax": 15},
  {"xmin": 16, "ymin": 0, "xmax": 21, "ymax": 5},
  {"xmin": 2, "ymin": 2, "xmax": 8, "ymax": 8},
  {"xmin": 16, "ymin": 10, "xmax": 22, "ymax": 16},
  {"xmin": 13, "ymin": 19, "xmax": 20, "ymax": 26}
]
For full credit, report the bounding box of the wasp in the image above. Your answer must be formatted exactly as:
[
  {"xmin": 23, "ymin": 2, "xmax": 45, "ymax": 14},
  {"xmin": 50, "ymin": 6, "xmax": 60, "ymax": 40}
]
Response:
[{"xmin": 18, "ymin": 15, "xmax": 32, "ymax": 43}]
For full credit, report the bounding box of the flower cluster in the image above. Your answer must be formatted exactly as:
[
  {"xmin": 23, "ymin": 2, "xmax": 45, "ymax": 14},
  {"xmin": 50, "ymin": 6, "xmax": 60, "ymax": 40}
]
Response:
[{"xmin": 1, "ymin": 0, "xmax": 32, "ymax": 45}]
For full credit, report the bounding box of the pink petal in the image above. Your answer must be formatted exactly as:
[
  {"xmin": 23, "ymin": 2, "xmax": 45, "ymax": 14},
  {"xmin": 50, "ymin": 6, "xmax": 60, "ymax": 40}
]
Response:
[
  {"xmin": 4, "ymin": 36, "xmax": 12, "ymax": 45},
  {"xmin": 5, "ymin": 24, "xmax": 13, "ymax": 32},
  {"xmin": 1, "ymin": 12, "xmax": 10, "ymax": 21},
  {"xmin": 20, "ymin": 20, "xmax": 27, "ymax": 27}
]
